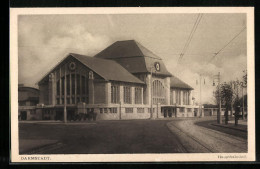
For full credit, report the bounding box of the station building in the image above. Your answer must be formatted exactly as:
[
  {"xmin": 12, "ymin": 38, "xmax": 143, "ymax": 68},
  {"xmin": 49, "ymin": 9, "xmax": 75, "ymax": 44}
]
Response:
[{"xmin": 34, "ymin": 40, "xmax": 199, "ymax": 120}]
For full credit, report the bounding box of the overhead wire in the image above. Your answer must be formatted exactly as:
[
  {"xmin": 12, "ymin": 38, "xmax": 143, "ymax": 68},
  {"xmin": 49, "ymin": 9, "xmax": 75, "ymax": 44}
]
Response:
[
  {"xmin": 208, "ymin": 27, "xmax": 246, "ymax": 64},
  {"xmin": 178, "ymin": 13, "xmax": 203, "ymax": 63}
]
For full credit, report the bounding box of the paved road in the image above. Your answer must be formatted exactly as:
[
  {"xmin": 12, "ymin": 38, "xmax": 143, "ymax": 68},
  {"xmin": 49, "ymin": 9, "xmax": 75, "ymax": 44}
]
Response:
[
  {"xmin": 167, "ymin": 118, "xmax": 247, "ymax": 153},
  {"xmin": 19, "ymin": 118, "xmax": 247, "ymax": 154},
  {"xmin": 19, "ymin": 120, "xmax": 186, "ymax": 154}
]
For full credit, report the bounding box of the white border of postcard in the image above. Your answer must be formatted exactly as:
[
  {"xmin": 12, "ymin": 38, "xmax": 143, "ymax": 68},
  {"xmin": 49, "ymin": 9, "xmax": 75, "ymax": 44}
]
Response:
[{"xmin": 10, "ymin": 7, "xmax": 255, "ymax": 162}]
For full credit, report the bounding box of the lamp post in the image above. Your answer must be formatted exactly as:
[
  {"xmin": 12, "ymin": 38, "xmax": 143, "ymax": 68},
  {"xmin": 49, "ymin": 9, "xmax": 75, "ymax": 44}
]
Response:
[
  {"xmin": 213, "ymin": 72, "xmax": 221, "ymax": 124},
  {"xmin": 197, "ymin": 74, "xmax": 205, "ymax": 117}
]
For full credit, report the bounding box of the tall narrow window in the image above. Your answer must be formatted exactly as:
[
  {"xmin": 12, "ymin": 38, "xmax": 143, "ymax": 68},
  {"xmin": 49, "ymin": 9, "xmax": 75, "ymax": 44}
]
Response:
[
  {"xmin": 135, "ymin": 87, "xmax": 142, "ymax": 104},
  {"xmin": 61, "ymin": 77, "xmax": 65, "ymax": 95},
  {"xmin": 111, "ymin": 85, "xmax": 119, "ymax": 104},
  {"xmin": 152, "ymin": 80, "xmax": 165, "ymax": 104},
  {"xmin": 77, "ymin": 74, "xmax": 80, "ymax": 95},
  {"xmin": 170, "ymin": 90, "xmax": 173, "ymax": 105},
  {"xmin": 82, "ymin": 76, "xmax": 86, "ymax": 94},
  {"xmin": 71, "ymin": 74, "xmax": 75, "ymax": 95},
  {"xmin": 56, "ymin": 80, "xmax": 60, "ymax": 95},
  {"xmin": 66, "ymin": 75, "xmax": 70, "ymax": 95},
  {"xmin": 124, "ymin": 86, "xmax": 131, "ymax": 104}
]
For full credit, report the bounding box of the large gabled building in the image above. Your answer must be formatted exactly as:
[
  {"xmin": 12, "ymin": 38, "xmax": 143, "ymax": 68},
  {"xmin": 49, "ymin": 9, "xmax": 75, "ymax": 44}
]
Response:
[{"xmin": 34, "ymin": 40, "xmax": 199, "ymax": 121}]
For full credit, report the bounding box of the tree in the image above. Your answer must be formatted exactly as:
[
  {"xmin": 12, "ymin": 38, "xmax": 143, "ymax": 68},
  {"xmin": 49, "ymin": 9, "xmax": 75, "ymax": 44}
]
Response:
[
  {"xmin": 243, "ymin": 70, "xmax": 247, "ymax": 87},
  {"xmin": 214, "ymin": 83, "xmax": 234, "ymax": 124}
]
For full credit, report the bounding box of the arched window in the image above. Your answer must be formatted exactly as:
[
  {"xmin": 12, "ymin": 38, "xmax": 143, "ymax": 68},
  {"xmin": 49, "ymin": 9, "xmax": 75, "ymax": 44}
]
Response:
[
  {"xmin": 56, "ymin": 73, "xmax": 88, "ymax": 105},
  {"xmin": 152, "ymin": 80, "xmax": 165, "ymax": 104}
]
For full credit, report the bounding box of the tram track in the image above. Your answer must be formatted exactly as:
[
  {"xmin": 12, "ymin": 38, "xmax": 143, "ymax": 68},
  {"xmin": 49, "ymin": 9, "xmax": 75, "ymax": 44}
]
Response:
[
  {"xmin": 166, "ymin": 119, "xmax": 247, "ymax": 153},
  {"xmin": 167, "ymin": 122, "xmax": 216, "ymax": 153},
  {"xmin": 194, "ymin": 124, "xmax": 247, "ymax": 152}
]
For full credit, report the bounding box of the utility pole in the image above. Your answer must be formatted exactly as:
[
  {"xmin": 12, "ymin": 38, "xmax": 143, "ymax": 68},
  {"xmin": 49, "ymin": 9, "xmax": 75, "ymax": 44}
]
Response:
[
  {"xmin": 213, "ymin": 72, "xmax": 221, "ymax": 124},
  {"xmin": 197, "ymin": 74, "xmax": 205, "ymax": 117},
  {"xmin": 218, "ymin": 72, "xmax": 222, "ymax": 124}
]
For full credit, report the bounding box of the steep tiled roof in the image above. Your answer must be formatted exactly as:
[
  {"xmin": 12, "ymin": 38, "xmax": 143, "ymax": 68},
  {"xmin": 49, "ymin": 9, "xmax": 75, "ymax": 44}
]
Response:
[
  {"xmin": 170, "ymin": 76, "xmax": 194, "ymax": 90},
  {"xmin": 95, "ymin": 40, "xmax": 161, "ymax": 59},
  {"xmin": 94, "ymin": 40, "xmax": 172, "ymax": 76}
]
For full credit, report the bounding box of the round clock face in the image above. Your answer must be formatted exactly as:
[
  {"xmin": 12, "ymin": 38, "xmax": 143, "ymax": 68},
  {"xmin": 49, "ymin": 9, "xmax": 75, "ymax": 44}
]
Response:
[
  {"xmin": 155, "ymin": 62, "xmax": 160, "ymax": 71},
  {"xmin": 69, "ymin": 62, "xmax": 76, "ymax": 71}
]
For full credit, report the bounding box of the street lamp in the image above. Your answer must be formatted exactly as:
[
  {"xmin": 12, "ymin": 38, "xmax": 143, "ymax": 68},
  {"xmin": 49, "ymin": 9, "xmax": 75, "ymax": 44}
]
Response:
[
  {"xmin": 213, "ymin": 72, "xmax": 222, "ymax": 124},
  {"xmin": 196, "ymin": 74, "xmax": 205, "ymax": 117}
]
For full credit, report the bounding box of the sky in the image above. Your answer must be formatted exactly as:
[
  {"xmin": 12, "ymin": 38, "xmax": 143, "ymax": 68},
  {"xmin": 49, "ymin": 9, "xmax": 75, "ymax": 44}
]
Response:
[{"xmin": 18, "ymin": 13, "xmax": 247, "ymax": 104}]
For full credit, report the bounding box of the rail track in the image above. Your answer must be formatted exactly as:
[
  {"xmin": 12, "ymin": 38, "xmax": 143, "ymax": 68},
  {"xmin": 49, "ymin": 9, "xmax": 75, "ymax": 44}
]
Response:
[{"xmin": 167, "ymin": 119, "xmax": 247, "ymax": 153}]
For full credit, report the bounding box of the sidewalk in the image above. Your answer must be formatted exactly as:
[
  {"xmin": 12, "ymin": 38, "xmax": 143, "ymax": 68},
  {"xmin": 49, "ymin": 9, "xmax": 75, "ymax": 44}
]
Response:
[{"xmin": 211, "ymin": 120, "xmax": 247, "ymax": 132}]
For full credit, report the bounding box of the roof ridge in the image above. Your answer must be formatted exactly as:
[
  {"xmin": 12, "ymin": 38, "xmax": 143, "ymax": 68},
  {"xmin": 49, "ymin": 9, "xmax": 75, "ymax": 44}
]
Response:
[{"xmin": 135, "ymin": 41, "xmax": 162, "ymax": 60}]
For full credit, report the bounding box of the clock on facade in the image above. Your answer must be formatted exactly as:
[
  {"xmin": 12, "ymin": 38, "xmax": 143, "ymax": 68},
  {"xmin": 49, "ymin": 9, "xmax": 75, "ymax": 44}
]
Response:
[
  {"xmin": 69, "ymin": 62, "xmax": 76, "ymax": 71},
  {"xmin": 154, "ymin": 62, "xmax": 160, "ymax": 71}
]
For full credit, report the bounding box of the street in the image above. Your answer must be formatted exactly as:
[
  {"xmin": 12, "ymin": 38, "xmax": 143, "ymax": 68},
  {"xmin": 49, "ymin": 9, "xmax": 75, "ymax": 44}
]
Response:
[{"xmin": 19, "ymin": 117, "xmax": 247, "ymax": 154}]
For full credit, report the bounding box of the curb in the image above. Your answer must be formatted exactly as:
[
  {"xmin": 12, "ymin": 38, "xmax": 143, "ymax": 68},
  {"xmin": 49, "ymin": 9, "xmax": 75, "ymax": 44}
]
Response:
[{"xmin": 210, "ymin": 123, "xmax": 247, "ymax": 132}]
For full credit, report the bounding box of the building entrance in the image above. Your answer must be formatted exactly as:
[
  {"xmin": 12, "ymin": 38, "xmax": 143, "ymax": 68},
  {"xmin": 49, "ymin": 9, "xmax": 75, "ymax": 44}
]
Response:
[{"xmin": 162, "ymin": 107, "xmax": 176, "ymax": 118}]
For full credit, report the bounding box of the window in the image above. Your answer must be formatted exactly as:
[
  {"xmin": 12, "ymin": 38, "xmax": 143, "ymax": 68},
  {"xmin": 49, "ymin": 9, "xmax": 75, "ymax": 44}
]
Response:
[
  {"xmin": 56, "ymin": 98, "xmax": 60, "ymax": 105},
  {"xmin": 183, "ymin": 91, "xmax": 189, "ymax": 105},
  {"xmin": 77, "ymin": 74, "xmax": 80, "ymax": 95},
  {"xmin": 125, "ymin": 108, "xmax": 133, "ymax": 113},
  {"xmin": 82, "ymin": 97, "xmax": 85, "ymax": 102},
  {"xmin": 66, "ymin": 75, "xmax": 70, "ymax": 95},
  {"xmin": 152, "ymin": 80, "xmax": 165, "ymax": 104},
  {"xmin": 61, "ymin": 77, "xmax": 65, "ymax": 95},
  {"xmin": 180, "ymin": 108, "xmax": 184, "ymax": 112},
  {"xmin": 170, "ymin": 90, "xmax": 173, "ymax": 105},
  {"xmin": 100, "ymin": 108, "xmax": 103, "ymax": 113},
  {"xmin": 71, "ymin": 96, "xmax": 75, "ymax": 104},
  {"xmin": 111, "ymin": 85, "xmax": 120, "ymax": 103},
  {"xmin": 176, "ymin": 90, "xmax": 181, "ymax": 105},
  {"xmin": 135, "ymin": 87, "xmax": 142, "ymax": 104},
  {"xmin": 112, "ymin": 108, "xmax": 117, "ymax": 113},
  {"xmin": 137, "ymin": 108, "xmax": 144, "ymax": 113},
  {"xmin": 56, "ymin": 80, "xmax": 60, "ymax": 95},
  {"xmin": 71, "ymin": 74, "xmax": 75, "ymax": 94},
  {"xmin": 19, "ymin": 101, "xmax": 26, "ymax": 106},
  {"xmin": 124, "ymin": 86, "xmax": 131, "ymax": 104},
  {"xmin": 56, "ymin": 73, "xmax": 87, "ymax": 105},
  {"xmin": 82, "ymin": 76, "xmax": 86, "ymax": 94},
  {"xmin": 104, "ymin": 108, "xmax": 108, "ymax": 113}
]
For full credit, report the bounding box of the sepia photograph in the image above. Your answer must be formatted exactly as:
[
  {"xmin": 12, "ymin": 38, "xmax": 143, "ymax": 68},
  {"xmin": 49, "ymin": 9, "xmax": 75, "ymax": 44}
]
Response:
[{"xmin": 10, "ymin": 7, "xmax": 255, "ymax": 162}]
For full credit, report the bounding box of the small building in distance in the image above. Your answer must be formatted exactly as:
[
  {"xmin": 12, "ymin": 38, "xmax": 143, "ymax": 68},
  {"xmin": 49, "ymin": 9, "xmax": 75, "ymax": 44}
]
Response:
[{"xmin": 18, "ymin": 84, "xmax": 40, "ymax": 120}]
